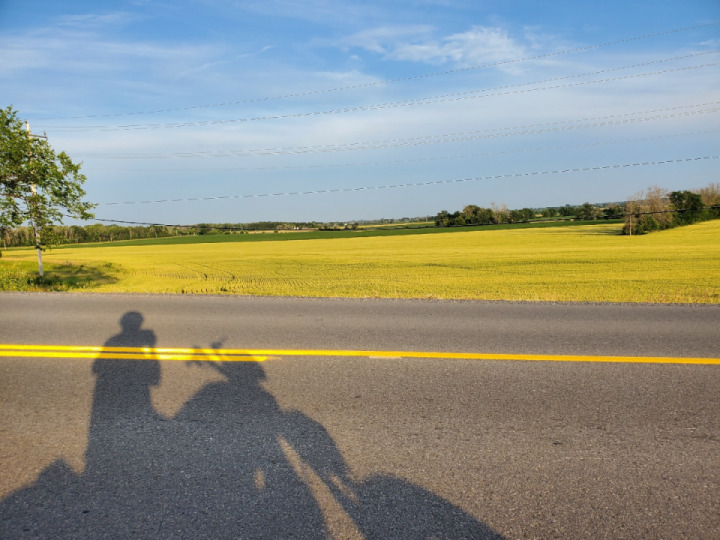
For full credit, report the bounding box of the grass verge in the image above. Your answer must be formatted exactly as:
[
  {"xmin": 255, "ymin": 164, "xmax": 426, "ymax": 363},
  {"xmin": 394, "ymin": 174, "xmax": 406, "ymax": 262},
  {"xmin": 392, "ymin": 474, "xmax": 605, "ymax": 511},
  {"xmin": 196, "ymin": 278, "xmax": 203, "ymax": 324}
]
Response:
[{"xmin": 0, "ymin": 260, "xmax": 120, "ymax": 291}]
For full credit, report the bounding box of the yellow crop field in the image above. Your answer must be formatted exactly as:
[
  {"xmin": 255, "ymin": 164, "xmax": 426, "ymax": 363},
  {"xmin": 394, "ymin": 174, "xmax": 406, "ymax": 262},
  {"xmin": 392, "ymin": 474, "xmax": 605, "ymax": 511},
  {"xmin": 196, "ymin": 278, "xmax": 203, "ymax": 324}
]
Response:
[{"xmin": 3, "ymin": 221, "xmax": 720, "ymax": 302}]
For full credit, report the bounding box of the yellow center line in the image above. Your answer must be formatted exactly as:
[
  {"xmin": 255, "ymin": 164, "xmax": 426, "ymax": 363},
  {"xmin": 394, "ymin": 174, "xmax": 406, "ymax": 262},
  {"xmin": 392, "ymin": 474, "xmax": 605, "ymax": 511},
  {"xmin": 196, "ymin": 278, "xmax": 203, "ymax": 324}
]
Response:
[
  {"xmin": 0, "ymin": 344, "xmax": 268, "ymax": 362},
  {"xmin": 0, "ymin": 344, "xmax": 718, "ymax": 364}
]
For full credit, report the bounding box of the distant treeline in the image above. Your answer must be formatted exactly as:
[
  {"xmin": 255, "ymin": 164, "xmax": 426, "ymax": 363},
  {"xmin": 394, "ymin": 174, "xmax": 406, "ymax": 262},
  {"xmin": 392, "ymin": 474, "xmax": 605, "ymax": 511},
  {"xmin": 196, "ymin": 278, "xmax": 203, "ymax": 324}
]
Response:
[
  {"xmin": 623, "ymin": 183, "xmax": 720, "ymax": 235},
  {"xmin": 435, "ymin": 202, "xmax": 623, "ymax": 227},
  {"xmin": 3, "ymin": 224, "xmax": 186, "ymax": 248},
  {"xmin": 2, "ymin": 217, "xmax": 444, "ymax": 248},
  {"xmin": 0, "ymin": 221, "xmax": 317, "ymax": 248},
  {"xmin": 435, "ymin": 183, "xmax": 720, "ymax": 235},
  {"xmin": 2, "ymin": 185, "xmax": 718, "ymax": 249}
]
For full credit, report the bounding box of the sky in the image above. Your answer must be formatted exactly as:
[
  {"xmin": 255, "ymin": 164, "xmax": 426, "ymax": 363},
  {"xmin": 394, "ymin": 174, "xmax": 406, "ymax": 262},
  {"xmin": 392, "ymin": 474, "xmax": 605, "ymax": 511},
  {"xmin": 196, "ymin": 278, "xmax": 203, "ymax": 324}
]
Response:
[{"xmin": 1, "ymin": 0, "xmax": 719, "ymax": 225}]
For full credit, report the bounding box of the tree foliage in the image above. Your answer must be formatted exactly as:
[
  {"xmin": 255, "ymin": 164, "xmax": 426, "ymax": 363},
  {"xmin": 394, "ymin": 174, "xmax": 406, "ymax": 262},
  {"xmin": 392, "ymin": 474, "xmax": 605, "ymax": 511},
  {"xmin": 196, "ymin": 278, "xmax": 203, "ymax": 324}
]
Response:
[
  {"xmin": 558, "ymin": 205, "xmax": 577, "ymax": 217},
  {"xmin": 436, "ymin": 204, "xmax": 537, "ymax": 227},
  {"xmin": 603, "ymin": 204, "xmax": 623, "ymax": 219},
  {"xmin": 1, "ymin": 106, "xmax": 94, "ymax": 248},
  {"xmin": 576, "ymin": 202, "xmax": 600, "ymax": 221},
  {"xmin": 623, "ymin": 183, "xmax": 720, "ymax": 235},
  {"xmin": 698, "ymin": 182, "xmax": 720, "ymax": 208},
  {"xmin": 669, "ymin": 190, "xmax": 705, "ymax": 225}
]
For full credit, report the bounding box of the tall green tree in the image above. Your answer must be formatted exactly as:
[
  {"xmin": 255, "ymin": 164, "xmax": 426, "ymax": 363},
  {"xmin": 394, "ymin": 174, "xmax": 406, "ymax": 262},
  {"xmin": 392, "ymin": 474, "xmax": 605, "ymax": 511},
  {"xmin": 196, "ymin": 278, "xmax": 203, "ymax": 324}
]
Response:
[
  {"xmin": 1, "ymin": 106, "xmax": 94, "ymax": 274},
  {"xmin": 435, "ymin": 210, "xmax": 450, "ymax": 227},
  {"xmin": 669, "ymin": 190, "xmax": 705, "ymax": 225}
]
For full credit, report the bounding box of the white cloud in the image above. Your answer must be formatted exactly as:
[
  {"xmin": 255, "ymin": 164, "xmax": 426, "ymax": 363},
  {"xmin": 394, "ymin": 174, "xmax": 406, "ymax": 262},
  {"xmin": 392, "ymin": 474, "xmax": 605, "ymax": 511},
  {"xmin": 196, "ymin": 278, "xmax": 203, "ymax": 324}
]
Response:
[
  {"xmin": 0, "ymin": 17, "xmax": 232, "ymax": 118},
  {"xmin": 6, "ymin": 3, "xmax": 718, "ymax": 223},
  {"xmin": 700, "ymin": 38, "xmax": 720, "ymax": 48},
  {"xmin": 391, "ymin": 26, "xmax": 527, "ymax": 67},
  {"xmin": 337, "ymin": 24, "xmax": 534, "ymax": 73},
  {"xmin": 0, "ymin": 15, "xmax": 219, "ymax": 78}
]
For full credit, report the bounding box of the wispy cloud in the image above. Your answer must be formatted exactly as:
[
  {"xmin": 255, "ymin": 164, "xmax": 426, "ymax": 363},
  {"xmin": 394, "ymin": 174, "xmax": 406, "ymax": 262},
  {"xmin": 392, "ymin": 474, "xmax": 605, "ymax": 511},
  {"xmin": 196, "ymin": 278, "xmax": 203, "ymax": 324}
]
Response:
[
  {"xmin": 0, "ymin": 12, "xmax": 230, "ymax": 115},
  {"xmin": 55, "ymin": 11, "xmax": 140, "ymax": 30},
  {"xmin": 4, "ymin": 1, "xmax": 717, "ymax": 223},
  {"xmin": 337, "ymin": 25, "xmax": 540, "ymax": 72},
  {"xmin": 391, "ymin": 26, "xmax": 528, "ymax": 67},
  {"xmin": 338, "ymin": 25, "xmax": 436, "ymax": 54},
  {"xmin": 0, "ymin": 30, "xmax": 222, "ymax": 81}
]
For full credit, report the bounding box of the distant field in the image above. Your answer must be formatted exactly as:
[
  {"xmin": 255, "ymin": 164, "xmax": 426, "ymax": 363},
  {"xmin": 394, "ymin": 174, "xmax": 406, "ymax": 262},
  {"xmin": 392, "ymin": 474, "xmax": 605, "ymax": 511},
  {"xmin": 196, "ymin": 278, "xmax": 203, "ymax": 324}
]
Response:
[
  {"xmin": 38, "ymin": 218, "xmax": 607, "ymax": 249},
  {"xmin": 2, "ymin": 221, "xmax": 719, "ymax": 303}
]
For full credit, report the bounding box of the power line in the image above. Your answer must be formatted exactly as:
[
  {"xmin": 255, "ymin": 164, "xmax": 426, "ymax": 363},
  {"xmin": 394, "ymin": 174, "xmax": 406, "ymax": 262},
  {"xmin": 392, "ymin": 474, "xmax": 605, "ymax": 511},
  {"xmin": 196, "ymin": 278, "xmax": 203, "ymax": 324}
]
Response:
[
  {"xmin": 85, "ymin": 217, "xmax": 195, "ymax": 228},
  {"xmin": 87, "ymin": 205, "xmax": 720, "ymax": 230},
  {"xmin": 87, "ymin": 129, "xmax": 720, "ymax": 173},
  {"xmin": 46, "ymin": 54, "xmax": 719, "ymax": 132},
  {"xmin": 95, "ymin": 155, "xmax": 720, "ymax": 207},
  {"xmin": 82, "ymin": 102, "xmax": 720, "ymax": 160},
  {"xmin": 37, "ymin": 22, "xmax": 719, "ymax": 121}
]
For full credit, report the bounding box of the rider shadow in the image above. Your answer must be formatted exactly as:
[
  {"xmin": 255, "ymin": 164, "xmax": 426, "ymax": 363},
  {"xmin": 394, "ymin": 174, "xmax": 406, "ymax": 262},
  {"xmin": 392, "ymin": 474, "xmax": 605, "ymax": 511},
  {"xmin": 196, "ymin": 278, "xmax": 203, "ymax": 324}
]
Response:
[{"xmin": 0, "ymin": 311, "xmax": 502, "ymax": 539}]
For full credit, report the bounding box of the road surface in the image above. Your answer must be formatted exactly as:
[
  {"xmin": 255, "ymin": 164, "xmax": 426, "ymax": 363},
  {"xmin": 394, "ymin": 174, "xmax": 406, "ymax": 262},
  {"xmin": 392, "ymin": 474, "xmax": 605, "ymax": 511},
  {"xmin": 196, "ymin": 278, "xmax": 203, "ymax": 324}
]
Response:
[{"xmin": 1, "ymin": 293, "xmax": 719, "ymax": 538}]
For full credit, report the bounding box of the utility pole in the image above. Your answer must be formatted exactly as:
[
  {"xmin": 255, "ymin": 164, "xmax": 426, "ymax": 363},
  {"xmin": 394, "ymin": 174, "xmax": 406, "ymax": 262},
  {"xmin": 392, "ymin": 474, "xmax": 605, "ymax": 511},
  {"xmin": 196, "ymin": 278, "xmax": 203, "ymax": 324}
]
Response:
[{"xmin": 25, "ymin": 121, "xmax": 45, "ymax": 278}]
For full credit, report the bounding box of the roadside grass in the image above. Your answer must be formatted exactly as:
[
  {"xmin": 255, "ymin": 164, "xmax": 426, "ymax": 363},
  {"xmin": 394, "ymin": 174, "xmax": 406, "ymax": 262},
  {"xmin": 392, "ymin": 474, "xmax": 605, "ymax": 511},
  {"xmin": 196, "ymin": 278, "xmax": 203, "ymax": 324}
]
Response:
[
  {"xmin": 2, "ymin": 220, "xmax": 718, "ymax": 303},
  {"xmin": 0, "ymin": 260, "xmax": 120, "ymax": 291}
]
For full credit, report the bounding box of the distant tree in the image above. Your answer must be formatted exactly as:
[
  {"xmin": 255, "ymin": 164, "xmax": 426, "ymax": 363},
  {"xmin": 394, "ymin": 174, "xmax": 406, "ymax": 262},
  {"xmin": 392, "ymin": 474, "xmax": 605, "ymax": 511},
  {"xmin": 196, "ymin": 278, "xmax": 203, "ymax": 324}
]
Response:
[
  {"xmin": 541, "ymin": 208, "xmax": 557, "ymax": 218},
  {"xmin": 70, "ymin": 225, "xmax": 87, "ymax": 244},
  {"xmin": 670, "ymin": 190, "xmax": 705, "ymax": 225},
  {"xmin": 491, "ymin": 202, "xmax": 509, "ymax": 224},
  {"xmin": 603, "ymin": 204, "xmax": 623, "ymax": 219},
  {"xmin": 459, "ymin": 205, "xmax": 496, "ymax": 225},
  {"xmin": 508, "ymin": 209, "xmax": 524, "ymax": 223},
  {"xmin": 698, "ymin": 182, "xmax": 720, "ymax": 219},
  {"xmin": 450, "ymin": 211, "xmax": 465, "ymax": 226},
  {"xmin": 641, "ymin": 185, "xmax": 673, "ymax": 232},
  {"xmin": 624, "ymin": 186, "xmax": 673, "ymax": 235},
  {"xmin": 435, "ymin": 210, "xmax": 450, "ymax": 227},
  {"xmin": 576, "ymin": 202, "xmax": 599, "ymax": 221},
  {"xmin": 698, "ymin": 182, "xmax": 720, "ymax": 207},
  {"xmin": 1, "ymin": 106, "xmax": 94, "ymax": 273},
  {"xmin": 476, "ymin": 207, "xmax": 495, "ymax": 225},
  {"xmin": 462, "ymin": 205, "xmax": 480, "ymax": 224}
]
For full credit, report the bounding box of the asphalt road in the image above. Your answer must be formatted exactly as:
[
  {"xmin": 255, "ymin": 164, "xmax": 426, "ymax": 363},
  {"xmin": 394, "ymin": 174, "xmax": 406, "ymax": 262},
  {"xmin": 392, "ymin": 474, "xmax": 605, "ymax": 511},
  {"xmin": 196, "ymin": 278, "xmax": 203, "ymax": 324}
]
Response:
[{"xmin": 1, "ymin": 293, "xmax": 719, "ymax": 538}]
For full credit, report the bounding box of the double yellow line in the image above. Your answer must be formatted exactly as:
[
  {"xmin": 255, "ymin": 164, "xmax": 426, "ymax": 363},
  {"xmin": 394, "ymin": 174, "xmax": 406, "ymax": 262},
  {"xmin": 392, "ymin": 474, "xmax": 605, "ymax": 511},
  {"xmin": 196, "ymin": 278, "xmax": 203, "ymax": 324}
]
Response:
[
  {"xmin": 0, "ymin": 344, "xmax": 718, "ymax": 364},
  {"xmin": 0, "ymin": 344, "xmax": 269, "ymax": 362}
]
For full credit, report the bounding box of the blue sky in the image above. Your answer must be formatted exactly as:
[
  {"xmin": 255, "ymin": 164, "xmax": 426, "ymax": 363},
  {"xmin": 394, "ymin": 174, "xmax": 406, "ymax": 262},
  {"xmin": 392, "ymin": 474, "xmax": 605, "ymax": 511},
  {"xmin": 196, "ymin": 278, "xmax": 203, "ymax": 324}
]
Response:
[{"xmin": 2, "ymin": 0, "xmax": 719, "ymax": 225}]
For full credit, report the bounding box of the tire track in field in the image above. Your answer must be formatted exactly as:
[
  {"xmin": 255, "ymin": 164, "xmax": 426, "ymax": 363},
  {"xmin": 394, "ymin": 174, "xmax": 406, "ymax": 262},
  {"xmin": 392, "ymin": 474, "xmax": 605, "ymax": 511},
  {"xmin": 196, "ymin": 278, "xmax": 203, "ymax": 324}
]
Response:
[{"xmin": 170, "ymin": 262, "xmax": 310, "ymax": 294}]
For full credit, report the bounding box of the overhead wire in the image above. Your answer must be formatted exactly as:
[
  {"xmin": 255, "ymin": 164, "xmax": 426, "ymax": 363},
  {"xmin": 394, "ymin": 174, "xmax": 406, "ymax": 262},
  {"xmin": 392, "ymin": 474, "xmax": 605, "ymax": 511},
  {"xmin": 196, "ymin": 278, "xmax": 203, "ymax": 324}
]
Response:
[
  {"xmin": 37, "ymin": 22, "xmax": 719, "ymax": 121},
  {"xmin": 86, "ymin": 129, "xmax": 720, "ymax": 173},
  {"xmin": 44, "ymin": 52, "xmax": 719, "ymax": 132},
  {"xmin": 86, "ymin": 205, "xmax": 720, "ymax": 230},
  {"xmin": 95, "ymin": 155, "xmax": 719, "ymax": 207},
  {"xmin": 32, "ymin": 24, "xmax": 718, "ymax": 226},
  {"xmin": 81, "ymin": 102, "xmax": 720, "ymax": 160}
]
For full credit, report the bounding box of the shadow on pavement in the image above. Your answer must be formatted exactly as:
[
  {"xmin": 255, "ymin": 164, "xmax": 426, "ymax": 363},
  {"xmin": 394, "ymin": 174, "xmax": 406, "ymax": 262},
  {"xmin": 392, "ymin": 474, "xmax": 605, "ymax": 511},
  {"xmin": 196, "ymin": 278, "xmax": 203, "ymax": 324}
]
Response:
[{"xmin": 0, "ymin": 311, "xmax": 502, "ymax": 538}]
